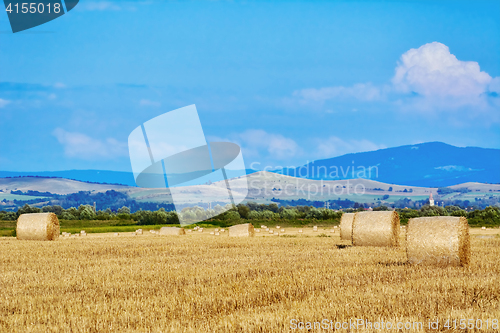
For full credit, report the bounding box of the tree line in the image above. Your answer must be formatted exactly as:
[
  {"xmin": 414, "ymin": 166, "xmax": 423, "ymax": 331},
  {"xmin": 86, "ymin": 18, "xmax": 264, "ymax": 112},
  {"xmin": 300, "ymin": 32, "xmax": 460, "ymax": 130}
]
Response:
[{"xmin": 1, "ymin": 202, "xmax": 499, "ymax": 227}]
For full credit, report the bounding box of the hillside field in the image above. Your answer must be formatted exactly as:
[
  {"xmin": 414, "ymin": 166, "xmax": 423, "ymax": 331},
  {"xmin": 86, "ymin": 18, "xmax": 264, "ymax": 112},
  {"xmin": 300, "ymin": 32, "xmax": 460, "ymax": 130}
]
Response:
[{"xmin": 0, "ymin": 228, "xmax": 499, "ymax": 332}]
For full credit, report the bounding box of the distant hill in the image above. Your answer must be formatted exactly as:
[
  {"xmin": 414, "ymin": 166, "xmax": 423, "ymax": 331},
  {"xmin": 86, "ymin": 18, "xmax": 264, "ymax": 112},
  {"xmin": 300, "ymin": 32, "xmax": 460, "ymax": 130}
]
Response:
[
  {"xmin": 0, "ymin": 170, "xmax": 137, "ymax": 186},
  {"xmin": 1, "ymin": 142, "xmax": 498, "ymax": 188},
  {"xmin": 0, "ymin": 169, "xmax": 256, "ymax": 187},
  {"xmin": 276, "ymin": 142, "xmax": 500, "ymax": 187}
]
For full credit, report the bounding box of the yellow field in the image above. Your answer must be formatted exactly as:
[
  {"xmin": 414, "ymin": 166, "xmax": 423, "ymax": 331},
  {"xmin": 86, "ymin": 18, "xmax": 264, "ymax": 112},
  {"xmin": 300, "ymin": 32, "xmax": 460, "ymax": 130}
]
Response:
[{"xmin": 1, "ymin": 228, "xmax": 499, "ymax": 332}]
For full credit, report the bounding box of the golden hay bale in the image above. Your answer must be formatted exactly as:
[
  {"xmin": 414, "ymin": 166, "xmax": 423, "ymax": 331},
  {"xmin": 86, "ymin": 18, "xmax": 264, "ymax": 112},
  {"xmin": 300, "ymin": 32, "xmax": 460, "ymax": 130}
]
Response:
[
  {"xmin": 229, "ymin": 223, "xmax": 255, "ymax": 237},
  {"xmin": 406, "ymin": 216, "xmax": 470, "ymax": 266},
  {"xmin": 352, "ymin": 211, "xmax": 400, "ymax": 247},
  {"xmin": 339, "ymin": 213, "xmax": 356, "ymax": 241},
  {"xmin": 17, "ymin": 213, "xmax": 59, "ymax": 241},
  {"xmin": 159, "ymin": 227, "xmax": 186, "ymax": 236}
]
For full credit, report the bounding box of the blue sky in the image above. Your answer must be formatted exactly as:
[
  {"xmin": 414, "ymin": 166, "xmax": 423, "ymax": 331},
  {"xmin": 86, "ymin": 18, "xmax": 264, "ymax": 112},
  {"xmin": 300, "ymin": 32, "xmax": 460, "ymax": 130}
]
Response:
[{"xmin": 1, "ymin": 0, "xmax": 499, "ymax": 172}]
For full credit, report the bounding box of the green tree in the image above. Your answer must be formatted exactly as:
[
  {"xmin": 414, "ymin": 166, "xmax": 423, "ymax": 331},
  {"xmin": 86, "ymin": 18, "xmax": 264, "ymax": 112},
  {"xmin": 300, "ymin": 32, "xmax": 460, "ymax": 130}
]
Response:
[
  {"xmin": 237, "ymin": 204, "xmax": 250, "ymax": 219},
  {"xmin": 79, "ymin": 206, "xmax": 96, "ymax": 220}
]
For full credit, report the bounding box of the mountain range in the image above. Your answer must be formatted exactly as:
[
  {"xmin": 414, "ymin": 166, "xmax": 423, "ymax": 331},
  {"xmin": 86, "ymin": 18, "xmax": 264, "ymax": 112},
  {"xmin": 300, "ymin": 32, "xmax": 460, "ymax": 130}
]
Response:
[
  {"xmin": 275, "ymin": 142, "xmax": 499, "ymax": 187},
  {"xmin": 1, "ymin": 142, "xmax": 498, "ymax": 187}
]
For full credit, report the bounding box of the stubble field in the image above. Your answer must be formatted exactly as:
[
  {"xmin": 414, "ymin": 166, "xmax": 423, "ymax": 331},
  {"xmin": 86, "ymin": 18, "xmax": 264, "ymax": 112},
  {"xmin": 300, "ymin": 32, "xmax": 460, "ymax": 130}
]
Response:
[{"xmin": 1, "ymin": 228, "xmax": 499, "ymax": 332}]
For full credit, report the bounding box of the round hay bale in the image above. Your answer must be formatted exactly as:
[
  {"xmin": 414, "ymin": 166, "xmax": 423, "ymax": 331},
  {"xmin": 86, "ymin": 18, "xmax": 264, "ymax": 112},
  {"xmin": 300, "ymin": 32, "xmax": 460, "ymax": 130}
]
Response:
[
  {"xmin": 159, "ymin": 227, "xmax": 186, "ymax": 236},
  {"xmin": 406, "ymin": 216, "xmax": 470, "ymax": 266},
  {"xmin": 16, "ymin": 213, "xmax": 59, "ymax": 241},
  {"xmin": 228, "ymin": 223, "xmax": 255, "ymax": 237},
  {"xmin": 339, "ymin": 213, "xmax": 356, "ymax": 241},
  {"xmin": 352, "ymin": 211, "xmax": 400, "ymax": 247}
]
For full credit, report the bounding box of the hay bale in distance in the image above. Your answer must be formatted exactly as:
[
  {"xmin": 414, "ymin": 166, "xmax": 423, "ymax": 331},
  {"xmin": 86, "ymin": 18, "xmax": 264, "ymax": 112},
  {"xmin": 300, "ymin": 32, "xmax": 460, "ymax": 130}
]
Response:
[
  {"xmin": 136, "ymin": 229, "xmax": 143, "ymax": 235},
  {"xmin": 229, "ymin": 223, "xmax": 255, "ymax": 237},
  {"xmin": 340, "ymin": 213, "xmax": 356, "ymax": 241},
  {"xmin": 159, "ymin": 227, "xmax": 186, "ymax": 236},
  {"xmin": 352, "ymin": 211, "xmax": 400, "ymax": 247},
  {"xmin": 406, "ymin": 216, "xmax": 470, "ymax": 266},
  {"xmin": 17, "ymin": 213, "xmax": 60, "ymax": 241}
]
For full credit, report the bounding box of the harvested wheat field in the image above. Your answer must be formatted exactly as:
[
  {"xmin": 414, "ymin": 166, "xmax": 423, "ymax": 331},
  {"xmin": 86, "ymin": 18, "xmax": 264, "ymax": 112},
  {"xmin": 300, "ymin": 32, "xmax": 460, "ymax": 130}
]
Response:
[{"xmin": 0, "ymin": 228, "xmax": 499, "ymax": 332}]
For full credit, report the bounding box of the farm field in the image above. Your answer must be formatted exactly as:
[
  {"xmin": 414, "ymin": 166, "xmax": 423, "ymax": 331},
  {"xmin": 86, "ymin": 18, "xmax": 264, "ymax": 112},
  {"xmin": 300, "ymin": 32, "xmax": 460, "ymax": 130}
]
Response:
[{"xmin": 0, "ymin": 227, "xmax": 499, "ymax": 332}]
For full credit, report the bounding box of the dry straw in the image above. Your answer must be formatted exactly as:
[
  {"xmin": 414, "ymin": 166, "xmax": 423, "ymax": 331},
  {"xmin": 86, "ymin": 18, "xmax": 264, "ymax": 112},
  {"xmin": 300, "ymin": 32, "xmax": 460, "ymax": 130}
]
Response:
[
  {"xmin": 406, "ymin": 216, "xmax": 470, "ymax": 266},
  {"xmin": 159, "ymin": 227, "xmax": 186, "ymax": 236},
  {"xmin": 352, "ymin": 211, "xmax": 400, "ymax": 247},
  {"xmin": 17, "ymin": 213, "xmax": 60, "ymax": 241},
  {"xmin": 229, "ymin": 223, "xmax": 255, "ymax": 237},
  {"xmin": 340, "ymin": 213, "xmax": 356, "ymax": 241}
]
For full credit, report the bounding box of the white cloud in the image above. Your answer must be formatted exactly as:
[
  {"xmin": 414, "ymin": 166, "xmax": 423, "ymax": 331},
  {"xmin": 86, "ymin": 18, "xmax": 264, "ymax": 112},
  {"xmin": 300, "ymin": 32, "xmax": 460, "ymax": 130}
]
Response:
[
  {"xmin": 208, "ymin": 130, "xmax": 301, "ymax": 167},
  {"xmin": 139, "ymin": 99, "xmax": 161, "ymax": 107},
  {"xmin": 290, "ymin": 41, "xmax": 499, "ymax": 119},
  {"xmin": 53, "ymin": 128, "xmax": 127, "ymax": 160},
  {"xmin": 0, "ymin": 99, "xmax": 11, "ymax": 108},
  {"xmin": 314, "ymin": 136, "xmax": 385, "ymax": 159},
  {"xmin": 392, "ymin": 42, "xmax": 495, "ymax": 108},
  {"xmin": 238, "ymin": 129, "xmax": 300, "ymax": 160},
  {"xmin": 211, "ymin": 130, "xmax": 384, "ymax": 168},
  {"xmin": 293, "ymin": 83, "xmax": 384, "ymax": 104}
]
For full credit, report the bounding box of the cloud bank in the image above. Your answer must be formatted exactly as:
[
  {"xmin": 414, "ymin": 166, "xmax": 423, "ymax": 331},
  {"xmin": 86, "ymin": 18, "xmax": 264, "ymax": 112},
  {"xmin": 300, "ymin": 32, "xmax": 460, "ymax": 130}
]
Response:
[
  {"xmin": 293, "ymin": 41, "xmax": 499, "ymax": 117},
  {"xmin": 53, "ymin": 128, "xmax": 128, "ymax": 160}
]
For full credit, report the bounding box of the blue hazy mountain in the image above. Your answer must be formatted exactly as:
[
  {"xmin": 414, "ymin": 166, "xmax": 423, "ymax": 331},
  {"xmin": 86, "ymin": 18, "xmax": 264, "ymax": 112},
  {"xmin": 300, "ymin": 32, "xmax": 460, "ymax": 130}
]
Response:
[
  {"xmin": 1, "ymin": 142, "xmax": 498, "ymax": 187},
  {"xmin": 275, "ymin": 142, "xmax": 500, "ymax": 187}
]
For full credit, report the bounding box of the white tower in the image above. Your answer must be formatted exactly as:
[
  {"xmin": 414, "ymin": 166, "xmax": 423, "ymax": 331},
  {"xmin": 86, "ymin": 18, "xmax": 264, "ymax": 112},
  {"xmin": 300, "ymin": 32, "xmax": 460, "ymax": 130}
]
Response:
[{"xmin": 429, "ymin": 193, "xmax": 434, "ymax": 207}]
